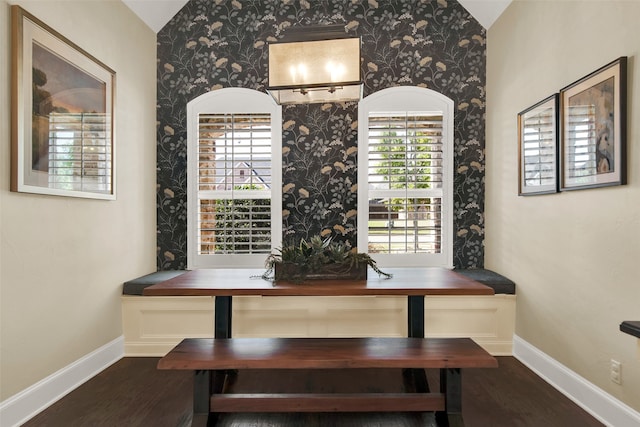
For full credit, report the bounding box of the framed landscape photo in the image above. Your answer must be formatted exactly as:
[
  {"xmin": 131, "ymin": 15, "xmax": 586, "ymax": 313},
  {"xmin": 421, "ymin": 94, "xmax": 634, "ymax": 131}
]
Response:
[
  {"xmin": 560, "ymin": 57, "xmax": 627, "ymax": 191},
  {"xmin": 11, "ymin": 6, "xmax": 116, "ymax": 199},
  {"xmin": 518, "ymin": 94, "xmax": 559, "ymax": 195}
]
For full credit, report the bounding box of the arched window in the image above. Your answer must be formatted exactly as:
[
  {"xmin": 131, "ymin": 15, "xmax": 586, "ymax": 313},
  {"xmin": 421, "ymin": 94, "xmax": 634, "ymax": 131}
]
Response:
[
  {"xmin": 357, "ymin": 87, "xmax": 454, "ymax": 268},
  {"xmin": 187, "ymin": 88, "xmax": 282, "ymax": 269}
]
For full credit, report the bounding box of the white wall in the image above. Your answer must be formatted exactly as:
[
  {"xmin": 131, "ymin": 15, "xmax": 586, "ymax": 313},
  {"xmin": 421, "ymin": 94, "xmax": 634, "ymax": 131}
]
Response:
[
  {"xmin": 486, "ymin": 0, "xmax": 640, "ymax": 412},
  {"xmin": 0, "ymin": 0, "xmax": 156, "ymax": 400}
]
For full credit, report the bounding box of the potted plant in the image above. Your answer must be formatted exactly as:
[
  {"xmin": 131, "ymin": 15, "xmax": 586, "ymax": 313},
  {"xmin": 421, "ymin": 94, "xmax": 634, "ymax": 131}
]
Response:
[{"xmin": 260, "ymin": 235, "xmax": 392, "ymax": 283}]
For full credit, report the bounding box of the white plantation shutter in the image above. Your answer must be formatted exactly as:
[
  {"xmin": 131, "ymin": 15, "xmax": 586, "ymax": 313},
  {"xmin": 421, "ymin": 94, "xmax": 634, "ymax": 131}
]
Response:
[
  {"xmin": 358, "ymin": 87, "xmax": 453, "ymax": 268},
  {"xmin": 197, "ymin": 114, "xmax": 272, "ymax": 192},
  {"xmin": 367, "ymin": 114, "xmax": 444, "ymax": 190},
  {"xmin": 187, "ymin": 89, "xmax": 282, "ymax": 269},
  {"xmin": 367, "ymin": 113, "xmax": 444, "ymax": 254},
  {"xmin": 197, "ymin": 113, "xmax": 272, "ymax": 255}
]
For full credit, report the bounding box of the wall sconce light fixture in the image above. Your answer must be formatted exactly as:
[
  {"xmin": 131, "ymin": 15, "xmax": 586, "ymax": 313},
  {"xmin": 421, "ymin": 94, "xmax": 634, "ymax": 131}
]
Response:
[{"xmin": 267, "ymin": 25, "xmax": 362, "ymax": 105}]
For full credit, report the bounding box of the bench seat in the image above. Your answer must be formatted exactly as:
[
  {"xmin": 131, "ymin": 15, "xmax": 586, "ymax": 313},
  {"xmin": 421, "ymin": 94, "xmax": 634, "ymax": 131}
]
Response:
[
  {"xmin": 159, "ymin": 337, "xmax": 497, "ymax": 425},
  {"xmin": 454, "ymin": 268, "xmax": 516, "ymax": 295},
  {"xmin": 122, "ymin": 270, "xmax": 186, "ymax": 295},
  {"xmin": 158, "ymin": 337, "xmax": 498, "ymax": 370}
]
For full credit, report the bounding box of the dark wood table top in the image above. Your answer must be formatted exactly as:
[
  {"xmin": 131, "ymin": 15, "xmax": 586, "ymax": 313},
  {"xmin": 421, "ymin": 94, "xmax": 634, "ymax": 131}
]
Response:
[{"xmin": 142, "ymin": 267, "xmax": 494, "ymax": 297}]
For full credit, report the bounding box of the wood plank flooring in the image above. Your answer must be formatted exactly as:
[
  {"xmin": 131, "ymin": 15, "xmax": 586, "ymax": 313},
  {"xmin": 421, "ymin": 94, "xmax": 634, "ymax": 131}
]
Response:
[{"xmin": 23, "ymin": 357, "xmax": 604, "ymax": 427}]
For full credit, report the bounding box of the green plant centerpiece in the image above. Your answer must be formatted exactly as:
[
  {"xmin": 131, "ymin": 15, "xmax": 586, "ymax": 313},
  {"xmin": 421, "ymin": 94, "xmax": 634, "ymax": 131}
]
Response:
[{"xmin": 261, "ymin": 235, "xmax": 392, "ymax": 283}]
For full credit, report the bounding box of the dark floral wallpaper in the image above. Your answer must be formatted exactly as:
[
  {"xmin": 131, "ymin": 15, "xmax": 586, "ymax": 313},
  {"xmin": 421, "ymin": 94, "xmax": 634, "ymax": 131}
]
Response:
[{"xmin": 157, "ymin": 0, "xmax": 486, "ymax": 270}]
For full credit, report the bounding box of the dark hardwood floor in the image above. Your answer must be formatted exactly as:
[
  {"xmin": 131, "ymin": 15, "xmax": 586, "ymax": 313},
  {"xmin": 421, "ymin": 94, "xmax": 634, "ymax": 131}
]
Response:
[{"xmin": 23, "ymin": 357, "xmax": 604, "ymax": 427}]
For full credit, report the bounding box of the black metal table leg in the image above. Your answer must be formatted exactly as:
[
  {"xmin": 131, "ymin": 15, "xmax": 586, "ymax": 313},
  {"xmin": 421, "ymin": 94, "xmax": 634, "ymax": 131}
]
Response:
[
  {"xmin": 407, "ymin": 296, "xmax": 430, "ymax": 396},
  {"xmin": 214, "ymin": 296, "xmax": 232, "ymax": 339},
  {"xmin": 198, "ymin": 296, "xmax": 232, "ymax": 426},
  {"xmin": 408, "ymin": 295, "xmax": 425, "ymax": 338}
]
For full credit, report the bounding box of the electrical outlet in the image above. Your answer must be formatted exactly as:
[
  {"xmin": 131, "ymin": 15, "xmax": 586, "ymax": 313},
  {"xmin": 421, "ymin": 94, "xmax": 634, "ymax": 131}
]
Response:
[{"xmin": 610, "ymin": 359, "xmax": 622, "ymax": 384}]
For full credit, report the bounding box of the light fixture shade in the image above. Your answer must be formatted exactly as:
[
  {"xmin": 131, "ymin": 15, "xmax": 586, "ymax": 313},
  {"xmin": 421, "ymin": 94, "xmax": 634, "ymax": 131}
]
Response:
[{"xmin": 267, "ymin": 36, "xmax": 362, "ymax": 105}]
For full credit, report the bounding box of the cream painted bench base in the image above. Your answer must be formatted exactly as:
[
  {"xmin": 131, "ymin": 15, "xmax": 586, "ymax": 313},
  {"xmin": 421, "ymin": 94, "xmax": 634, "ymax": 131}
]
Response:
[
  {"xmin": 122, "ymin": 295, "xmax": 515, "ymax": 356},
  {"xmin": 121, "ymin": 296, "xmax": 215, "ymax": 356}
]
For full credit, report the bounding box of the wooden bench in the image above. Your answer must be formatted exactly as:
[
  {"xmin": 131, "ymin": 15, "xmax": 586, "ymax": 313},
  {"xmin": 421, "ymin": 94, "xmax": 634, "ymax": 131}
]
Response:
[{"xmin": 159, "ymin": 337, "xmax": 498, "ymax": 426}]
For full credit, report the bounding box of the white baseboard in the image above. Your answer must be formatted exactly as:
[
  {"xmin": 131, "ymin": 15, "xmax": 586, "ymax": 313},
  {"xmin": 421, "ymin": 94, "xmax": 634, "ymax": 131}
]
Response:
[
  {"xmin": 513, "ymin": 335, "xmax": 640, "ymax": 427},
  {"xmin": 0, "ymin": 336, "xmax": 124, "ymax": 427}
]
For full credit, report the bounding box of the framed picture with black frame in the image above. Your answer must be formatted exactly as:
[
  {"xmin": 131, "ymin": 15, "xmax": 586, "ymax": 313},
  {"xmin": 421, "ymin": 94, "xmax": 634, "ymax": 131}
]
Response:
[
  {"xmin": 560, "ymin": 57, "xmax": 627, "ymax": 191},
  {"xmin": 518, "ymin": 94, "xmax": 559, "ymax": 196}
]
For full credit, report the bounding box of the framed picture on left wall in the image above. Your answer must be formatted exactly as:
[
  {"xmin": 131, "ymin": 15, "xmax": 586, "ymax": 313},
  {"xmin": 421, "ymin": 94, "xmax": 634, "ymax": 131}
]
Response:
[{"xmin": 10, "ymin": 5, "xmax": 116, "ymax": 199}]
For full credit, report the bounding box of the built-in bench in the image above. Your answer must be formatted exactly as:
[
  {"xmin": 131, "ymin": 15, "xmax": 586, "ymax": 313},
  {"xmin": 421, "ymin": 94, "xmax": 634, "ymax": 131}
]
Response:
[
  {"xmin": 122, "ymin": 269, "xmax": 516, "ymax": 356},
  {"xmin": 620, "ymin": 321, "xmax": 640, "ymax": 361},
  {"xmin": 121, "ymin": 270, "xmax": 214, "ymax": 356},
  {"xmin": 454, "ymin": 269, "xmax": 516, "ymax": 295},
  {"xmin": 159, "ymin": 336, "xmax": 498, "ymax": 426},
  {"xmin": 122, "ymin": 270, "xmax": 186, "ymax": 295},
  {"xmin": 620, "ymin": 321, "xmax": 640, "ymax": 338}
]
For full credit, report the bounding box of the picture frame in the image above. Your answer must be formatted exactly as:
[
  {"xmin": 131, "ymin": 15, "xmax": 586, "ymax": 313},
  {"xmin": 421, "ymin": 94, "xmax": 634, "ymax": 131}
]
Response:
[
  {"xmin": 560, "ymin": 57, "xmax": 627, "ymax": 191},
  {"xmin": 11, "ymin": 6, "xmax": 116, "ymax": 199},
  {"xmin": 518, "ymin": 94, "xmax": 559, "ymax": 195}
]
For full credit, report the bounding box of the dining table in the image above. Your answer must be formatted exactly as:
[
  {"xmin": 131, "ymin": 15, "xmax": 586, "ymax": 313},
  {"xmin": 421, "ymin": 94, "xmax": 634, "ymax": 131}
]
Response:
[{"xmin": 142, "ymin": 267, "xmax": 495, "ymax": 339}]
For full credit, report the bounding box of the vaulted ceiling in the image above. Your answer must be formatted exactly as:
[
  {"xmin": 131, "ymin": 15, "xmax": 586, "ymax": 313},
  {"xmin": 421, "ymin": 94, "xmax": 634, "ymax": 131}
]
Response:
[{"xmin": 123, "ymin": 0, "xmax": 512, "ymax": 33}]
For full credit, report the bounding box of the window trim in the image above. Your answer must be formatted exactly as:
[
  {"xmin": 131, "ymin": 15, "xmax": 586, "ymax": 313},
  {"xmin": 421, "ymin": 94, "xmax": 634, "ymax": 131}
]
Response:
[
  {"xmin": 187, "ymin": 88, "xmax": 282, "ymax": 269},
  {"xmin": 357, "ymin": 86, "xmax": 454, "ymax": 268}
]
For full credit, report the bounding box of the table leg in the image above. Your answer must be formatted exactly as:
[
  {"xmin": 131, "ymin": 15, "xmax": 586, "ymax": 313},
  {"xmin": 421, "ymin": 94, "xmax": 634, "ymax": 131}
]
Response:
[
  {"xmin": 408, "ymin": 295, "xmax": 425, "ymax": 338},
  {"xmin": 214, "ymin": 296, "xmax": 232, "ymax": 338},
  {"xmin": 407, "ymin": 296, "xmax": 430, "ymax": 396},
  {"xmin": 200, "ymin": 296, "xmax": 232, "ymax": 426}
]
